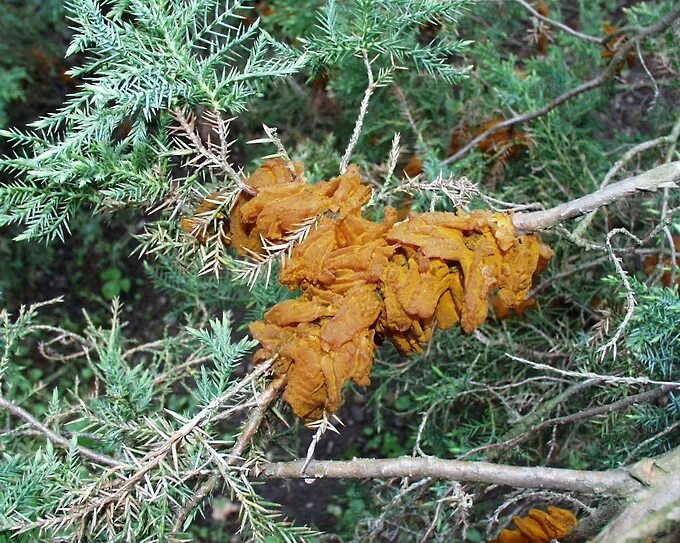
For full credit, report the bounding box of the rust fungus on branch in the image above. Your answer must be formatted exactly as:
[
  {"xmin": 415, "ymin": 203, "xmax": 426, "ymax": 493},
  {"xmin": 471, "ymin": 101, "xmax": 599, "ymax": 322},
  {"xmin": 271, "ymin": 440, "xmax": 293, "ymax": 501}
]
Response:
[
  {"xmin": 489, "ymin": 506, "xmax": 577, "ymax": 543},
  {"xmin": 182, "ymin": 159, "xmax": 553, "ymax": 421}
]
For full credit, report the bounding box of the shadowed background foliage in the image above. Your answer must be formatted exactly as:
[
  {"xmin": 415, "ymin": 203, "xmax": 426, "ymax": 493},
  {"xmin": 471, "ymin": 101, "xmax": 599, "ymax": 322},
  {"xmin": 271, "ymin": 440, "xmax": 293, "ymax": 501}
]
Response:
[{"xmin": 0, "ymin": 1, "xmax": 679, "ymax": 541}]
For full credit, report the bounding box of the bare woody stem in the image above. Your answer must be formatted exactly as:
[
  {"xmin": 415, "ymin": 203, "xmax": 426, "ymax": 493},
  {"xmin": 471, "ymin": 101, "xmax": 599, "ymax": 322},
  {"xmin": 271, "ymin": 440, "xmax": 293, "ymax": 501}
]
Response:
[
  {"xmin": 442, "ymin": 4, "xmax": 680, "ymax": 167},
  {"xmin": 590, "ymin": 446, "xmax": 680, "ymax": 542},
  {"xmin": 511, "ymin": 161, "xmax": 680, "ymax": 232},
  {"xmin": 573, "ymin": 116, "xmax": 680, "ymax": 237},
  {"xmin": 256, "ymin": 456, "xmax": 642, "ymax": 496},
  {"xmin": 513, "ymin": 0, "xmax": 602, "ymax": 44},
  {"xmin": 256, "ymin": 389, "xmax": 675, "ymax": 499}
]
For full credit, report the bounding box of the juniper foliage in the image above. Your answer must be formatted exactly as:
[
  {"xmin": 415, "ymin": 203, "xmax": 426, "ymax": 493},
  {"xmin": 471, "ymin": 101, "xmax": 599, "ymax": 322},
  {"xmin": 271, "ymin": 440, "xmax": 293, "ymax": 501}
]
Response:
[
  {"xmin": 0, "ymin": 301, "xmax": 316, "ymax": 542},
  {"xmin": 0, "ymin": 0, "xmax": 304, "ymax": 241}
]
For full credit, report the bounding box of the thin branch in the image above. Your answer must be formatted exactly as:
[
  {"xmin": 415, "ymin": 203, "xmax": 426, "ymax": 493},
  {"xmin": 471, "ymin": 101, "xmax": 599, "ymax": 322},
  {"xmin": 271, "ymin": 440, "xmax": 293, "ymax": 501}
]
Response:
[
  {"xmin": 361, "ymin": 478, "xmax": 434, "ymax": 540},
  {"xmin": 636, "ymin": 42, "xmax": 660, "ymax": 111},
  {"xmin": 635, "ymin": 204, "xmax": 680, "ymax": 249},
  {"xmin": 29, "ymin": 324, "xmax": 87, "ymax": 345},
  {"xmin": 230, "ymin": 216, "xmax": 319, "ymax": 289},
  {"xmin": 403, "ymin": 172, "xmax": 479, "ymax": 211},
  {"xmin": 556, "ymin": 204, "xmax": 680, "ymax": 256},
  {"xmin": 459, "ymin": 385, "xmax": 673, "ymax": 460},
  {"xmin": 153, "ymin": 355, "xmax": 212, "ymax": 386},
  {"xmin": 384, "ymin": 132, "xmax": 401, "ymax": 183},
  {"xmin": 172, "ymin": 375, "xmax": 287, "ymax": 532},
  {"xmin": 302, "ymin": 413, "xmax": 343, "ymax": 475},
  {"xmin": 0, "ymin": 396, "xmax": 121, "ymax": 468},
  {"xmin": 490, "ymin": 379, "xmax": 602, "ymax": 452},
  {"xmin": 230, "ymin": 375, "xmax": 287, "ymax": 460},
  {"xmin": 624, "ymin": 419, "xmax": 680, "ymax": 465},
  {"xmin": 260, "ymin": 124, "xmax": 298, "ymax": 178},
  {"xmin": 171, "ymin": 107, "xmax": 253, "ymax": 195},
  {"xmin": 513, "ymin": 0, "xmax": 602, "ymax": 44},
  {"xmin": 257, "ymin": 456, "xmax": 641, "ymax": 496},
  {"xmin": 418, "ymin": 483, "xmax": 470, "ymax": 543},
  {"xmin": 664, "ymin": 225, "xmax": 678, "ymax": 287},
  {"xmin": 511, "ymin": 161, "xmax": 680, "ymax": 232},
  {"xmin": 575, "ymin": 116, "xmax": 680, "ymax": 238},
  {"xmin": 340, "ymin": 52, "xmax": 383, "ymax": 173},
  {"xmin": 122, "ymin": 338, "xmax": 173, "ymax": 360},
  {"xmin": 597, "ymin": 228, "xmax": 640, "ymax": 359},
  {"xmin": 507, "ymin": 355, "xmax": 680, "ymax": 388},
  {"xmin": 660, "ymin": 117, "xmax": 680, "ymax": 286},
  {"xmin": 443, "ymin": 4, "xmax": 680, "ymax": 167}
]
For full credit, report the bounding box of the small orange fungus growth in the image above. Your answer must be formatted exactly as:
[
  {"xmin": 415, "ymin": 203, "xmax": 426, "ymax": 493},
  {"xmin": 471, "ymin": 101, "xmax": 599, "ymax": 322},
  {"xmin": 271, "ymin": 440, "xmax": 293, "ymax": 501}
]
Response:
[
  {"xmin": 532, "ymin": 1, "xmax": 551, "ymax": 55},
  {"xmin": 29, "ymin": 47, "xmax": 76, "ymax": 87},
  {"xmin": 447, "ymin": 120, "xmax": 529, "ymax": 188},
  {"xmin": 183, "ymin": 159, "xmax": 552, "ymax": 420},
  {"xmin": 489, "ymin": 506, "xmax": 578, "ymax": 543},
  {"xmin": 475, "ymin": 119, "xmax": 530, "ymax": 160},
  {"xmin": 643, "ymin": 235, "xmax": 680, "ymax": 292},
  {"xmin": 403, "ymin": 154, "xmax": 423, "ymax": 178},
  {"xmin": 256, "ymin": 2, "xmax": 275, "ymax": 17},
  {"xmin": 602, "ymin": 24, "xmax": 636, "ymax": 70}
]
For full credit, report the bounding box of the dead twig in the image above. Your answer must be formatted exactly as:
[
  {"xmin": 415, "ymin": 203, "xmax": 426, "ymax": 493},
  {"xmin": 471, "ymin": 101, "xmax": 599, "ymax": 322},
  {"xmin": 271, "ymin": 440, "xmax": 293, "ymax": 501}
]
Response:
[
  {"xmin": 458, "ymin": 385, "xmax": 673, "ymax": 460},
  {"xmin": 340, "ymin": 52, "xmax": 393, "ymax": 173},
  {"xmin": 513, "ymin": 0, "xmax": 602, "ymax": 44},
  {"xmin": 507, "ymin": 356, "xmax": 680, "ymax": 388}
]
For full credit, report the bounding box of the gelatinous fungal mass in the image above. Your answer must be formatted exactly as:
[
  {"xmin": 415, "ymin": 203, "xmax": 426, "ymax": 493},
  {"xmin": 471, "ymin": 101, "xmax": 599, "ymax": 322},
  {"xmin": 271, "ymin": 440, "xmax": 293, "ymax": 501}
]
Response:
[
  {"xmin": 183, "ymin": 159, "xmax": 553, "ymax": 421},
  {"xmin": 489, "ymin": 506, "xmax": 577, "ymax": 543}
]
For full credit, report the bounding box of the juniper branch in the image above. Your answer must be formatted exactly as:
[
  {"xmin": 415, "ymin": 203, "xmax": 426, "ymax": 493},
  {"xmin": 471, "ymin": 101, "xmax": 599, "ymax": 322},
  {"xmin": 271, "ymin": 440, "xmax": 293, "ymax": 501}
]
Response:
[
  {"xmin": 257, "ymin": 457, "xmax": 642, "ymax": 496},
  {"xmin": 513, "ymin": 0, "xmax": 602, "ymax": 44},
  {"xmin": 340, "ymin": 52, "xmax": 383, "ymax": 173},
  {"xmin": 172, "ymin": 374, "xmax": 287, "ymax": 532},
  {"xmin": 511, "ymin": 161, "xmax": 680, "ymax": 232},
  {"xmin": 443, "ymin": 4, "xmax": 680, "ymax": 166},
  {"xmin": 508, "ymin": 355, "xmax": 680, "ymax": 388},
  {"xmin": 18, "ymin": 359, "xmax": 275, "ymax": 534},
  {"xmin": 0, "ymin": 396, "xmax": 121, "ymax": 468},
  {"xmin": 171, "ymin": 107, "xmax": 251, "ymax": 194},
  {"xmin": 458, "ymin": 385, "xmax": 674, "ymax": 460}
]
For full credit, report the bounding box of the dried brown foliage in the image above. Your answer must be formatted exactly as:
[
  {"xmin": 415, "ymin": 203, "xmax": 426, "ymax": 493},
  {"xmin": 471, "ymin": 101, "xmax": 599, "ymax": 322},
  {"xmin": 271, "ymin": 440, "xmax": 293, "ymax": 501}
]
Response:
[
  {"xmin": 402, "ymin": 154, "xmax": 424, "ymax": 178},
  {"xmin": 602, "ymin": 23, "xmax": 636, "ymax": 70},
  {"xmin": 643, "ymin": 235, "xmax": 680, "ymax": 292},
  {"xmin": 183, "ymin": 159, "xmax": 552, "ymax": 420},
  {"xmin": 448, "ymin": 119, "xmax": 530, "ymax": 185},
  {"xmin": 534, "ymin": 1, "xmax": 551, "ymax": 55}
]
